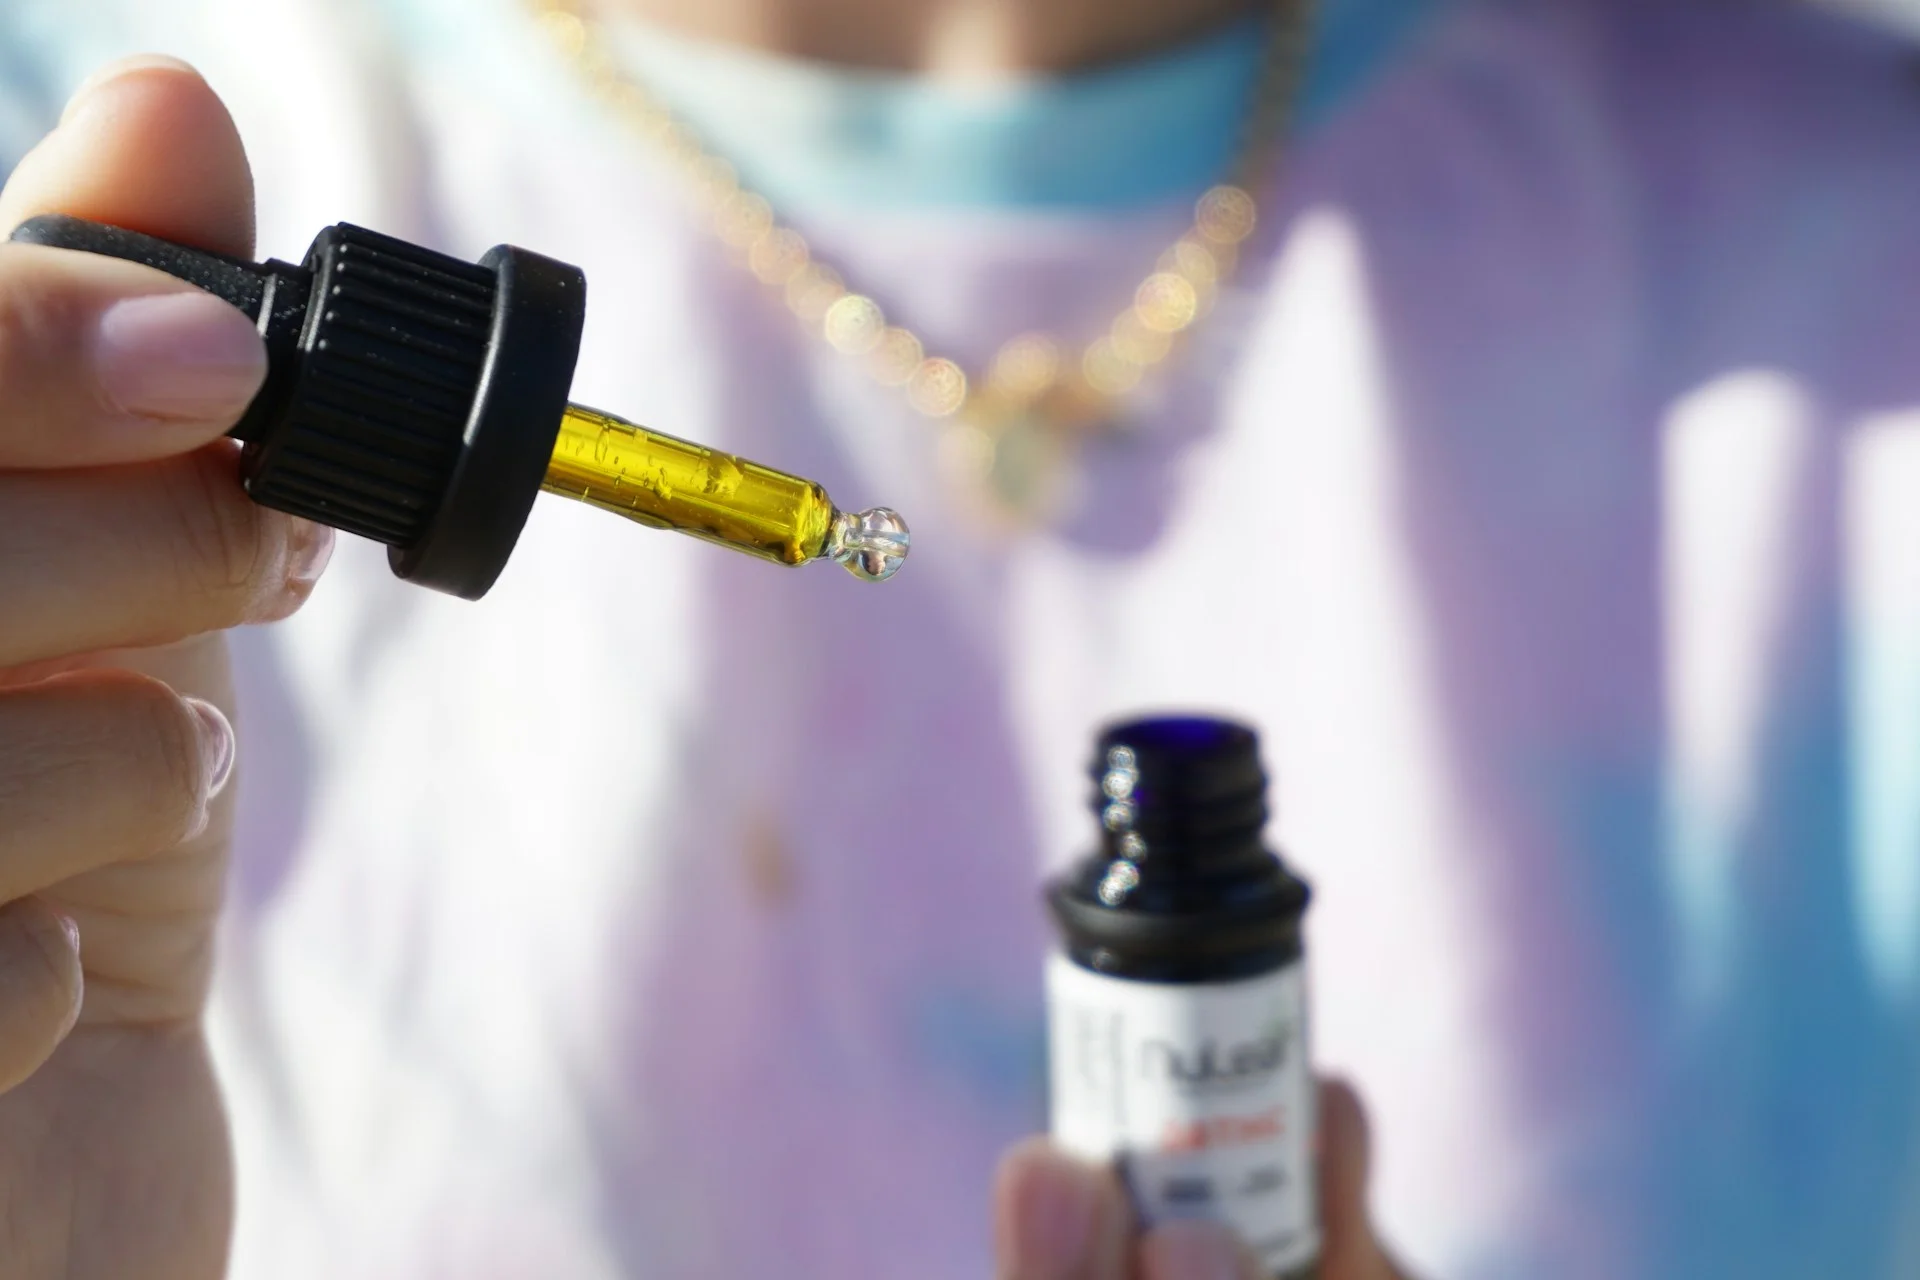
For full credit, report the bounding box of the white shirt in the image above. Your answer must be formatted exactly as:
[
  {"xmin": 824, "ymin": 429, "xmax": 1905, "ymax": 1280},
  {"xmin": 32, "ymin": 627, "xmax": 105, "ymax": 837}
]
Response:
[{"xmin": 7, "ymin": 0, "xmax": 1920, "ymax": 1275}]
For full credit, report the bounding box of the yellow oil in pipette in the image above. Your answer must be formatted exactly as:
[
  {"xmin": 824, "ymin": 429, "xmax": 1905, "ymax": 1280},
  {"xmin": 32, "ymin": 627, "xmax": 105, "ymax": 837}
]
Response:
[{"xmin": 540, "ymin": 404, "xmax": 909, "ymax": 581}]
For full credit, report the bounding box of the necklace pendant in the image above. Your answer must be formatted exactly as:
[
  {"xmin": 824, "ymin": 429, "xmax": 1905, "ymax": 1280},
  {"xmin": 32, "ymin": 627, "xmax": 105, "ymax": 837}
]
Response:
[
  {"xmin": 540, "ymin": 0, "xmax": 1306, "ymax": 547},
  {"xmin": 945, "ymin": 402, "xmax": 1075, "ymax": 527},
  {"xmin": 983, "ymin": 410, "xmax": 1064, "ymax": 518}
]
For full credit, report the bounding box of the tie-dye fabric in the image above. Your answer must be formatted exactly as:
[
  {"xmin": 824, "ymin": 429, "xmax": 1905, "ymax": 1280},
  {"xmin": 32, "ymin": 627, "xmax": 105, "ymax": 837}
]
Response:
[{"xmin": 5, "ymin": 1, "xmax": 1920, "ymax": 1276}]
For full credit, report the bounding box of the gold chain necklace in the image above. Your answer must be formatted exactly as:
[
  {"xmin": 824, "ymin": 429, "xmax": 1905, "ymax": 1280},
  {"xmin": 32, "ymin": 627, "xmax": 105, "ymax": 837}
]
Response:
[{"xmin": 527, "ymin": 0, "xmax": 1316, "ymax": 523}]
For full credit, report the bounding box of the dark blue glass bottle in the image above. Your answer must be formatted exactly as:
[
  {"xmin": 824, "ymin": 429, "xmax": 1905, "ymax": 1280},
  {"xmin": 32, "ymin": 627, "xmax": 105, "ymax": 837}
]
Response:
[{"xmin": 1046, "ymin": 715, "xmax": 1319, "ymax": 1279}]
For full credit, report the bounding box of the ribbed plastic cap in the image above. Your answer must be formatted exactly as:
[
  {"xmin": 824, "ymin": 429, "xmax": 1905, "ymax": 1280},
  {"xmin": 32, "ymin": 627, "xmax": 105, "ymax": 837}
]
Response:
[
  {"xmin": 242, "ymin": 226, "xmax": 496, "ymax": 547},
  {"xmin": 9, "ymin": 215, "xmax": 587, "ymax": 600}
]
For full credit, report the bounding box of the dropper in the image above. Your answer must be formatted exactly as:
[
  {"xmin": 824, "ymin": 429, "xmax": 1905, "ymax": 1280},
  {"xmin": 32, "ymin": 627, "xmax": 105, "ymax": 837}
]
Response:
[
  {"xmin": 544, "ymin": 404, "xmax": 908, "ymax": 580},
  {"xmin": 8, "ymin": 215, "xmax": 909, "ymax": 598}
]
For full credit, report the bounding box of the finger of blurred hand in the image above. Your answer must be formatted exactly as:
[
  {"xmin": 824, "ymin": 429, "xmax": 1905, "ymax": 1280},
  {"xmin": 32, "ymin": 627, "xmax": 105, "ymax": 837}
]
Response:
[
  {"xmin": 0, "ymin": 897, "xmax": 83, "ymax": 1093},
  {"xmin": 0, "ymin": 670, "xmax": 235, "ymax": 904},
  {"xmin": 0, "ymin": 447, "xmax": 332, "ymax": 667},
  {"xmin": 1140, "ymin": 1220, "xmax": 1264, "ymax": 1280},
  {"xmin": 993, "ymin": 1137, "xmax": 1132, "ymax": 1280},
  {"xmin": 1319, "ymin": 1078, "xmax": 1405, "ymax": 1280}
]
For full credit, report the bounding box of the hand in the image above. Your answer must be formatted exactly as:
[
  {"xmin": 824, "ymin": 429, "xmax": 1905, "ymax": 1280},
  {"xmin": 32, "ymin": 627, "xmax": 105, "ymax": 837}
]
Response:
[
  {"xmin": 0, "ymin": 57, "xmax": 331, "ymax": 1277},
  {"xmin": 993, "ymin": 1078, "xmax": 1409, "ymax": 1280}
]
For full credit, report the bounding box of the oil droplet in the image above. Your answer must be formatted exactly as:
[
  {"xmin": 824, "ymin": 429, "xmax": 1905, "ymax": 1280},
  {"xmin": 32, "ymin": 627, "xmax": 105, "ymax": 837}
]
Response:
[{"xmin": 825, "ymin": 507, "xmax": 910, "ymax": 582}]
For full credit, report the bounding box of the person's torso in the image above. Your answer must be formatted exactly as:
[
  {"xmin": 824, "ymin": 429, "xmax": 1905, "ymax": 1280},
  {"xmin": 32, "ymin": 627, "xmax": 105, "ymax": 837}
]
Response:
[{"xmin": 9, "ymin": 1, "xmax": 1920, "ymax": 1275}]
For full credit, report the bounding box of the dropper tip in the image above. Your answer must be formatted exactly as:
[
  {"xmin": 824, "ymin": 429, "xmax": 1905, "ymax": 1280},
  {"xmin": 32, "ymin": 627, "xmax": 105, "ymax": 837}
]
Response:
[{"xmin": 825, "ymin": 507, "xmax": 910, "ymax": 582}]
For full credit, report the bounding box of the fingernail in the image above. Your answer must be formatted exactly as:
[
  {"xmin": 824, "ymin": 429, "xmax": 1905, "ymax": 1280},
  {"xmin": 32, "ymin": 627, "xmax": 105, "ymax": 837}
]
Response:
[
  {"xmin": 261, "ymin": 519, "xmax": 335, "ymax": 622},
  {"xmin": 1014, "ymin": 1163, "xmax": 1099, "ymax": 1273},
  {"xmin": 62, "ymin": 54, "xmax": 199, "ymax": 125},
  {"xmin": 286, "ymin": 519, "xmax": 335, "ymax": 598},
  {"xmin": 1142, "ymin": 1221, "xmax": 1249, "ymax": 1280},
  {"xmin": 53, "ymin": 913, "xmax": 83, "ymax": 1038},
  {"xmin": 95, "ymin": 291, "xmax": 266, "ymax": 424},
  {"xmin": 182, "ymin": 696, "xmax": 236, "ymax": 801},
  {"xmin": 16, "ymin": 905, "xmax": 84, "ymax": 1040}
]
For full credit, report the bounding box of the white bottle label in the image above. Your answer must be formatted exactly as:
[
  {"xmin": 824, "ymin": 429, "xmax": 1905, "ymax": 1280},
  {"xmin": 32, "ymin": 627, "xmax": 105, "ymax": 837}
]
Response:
[{"xmin": 1047, "ymin": 953, "xmax": 1319, "ymax": 1275}]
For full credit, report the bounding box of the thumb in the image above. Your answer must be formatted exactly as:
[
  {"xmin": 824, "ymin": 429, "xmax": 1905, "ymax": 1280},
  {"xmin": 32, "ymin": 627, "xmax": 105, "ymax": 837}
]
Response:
[
  {"xmin": 0, "ymin": 53, "xmax": 255, "ymax": 257},
  {"xmin": 993, "ymin": 1137, "xmax": 1132, "ymax": 1280},
  {"xmin": 1318, "ymin": 1077, "xmax": 1404, "ymax": 1280},
  {"xmin": 1140, "ymin": 1219, "xmax": 1265, "ymax": 1280}
]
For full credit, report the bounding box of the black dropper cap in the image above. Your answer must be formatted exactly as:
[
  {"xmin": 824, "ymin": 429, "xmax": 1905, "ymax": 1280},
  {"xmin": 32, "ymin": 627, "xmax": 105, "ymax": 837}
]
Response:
[
  {"xmin": 10, "ymin": 214, "xmax": 586, "ymax": 599},
  {"xmin": 1047, "ymin": 715, "xmax": 1311, "ymax": 984}
]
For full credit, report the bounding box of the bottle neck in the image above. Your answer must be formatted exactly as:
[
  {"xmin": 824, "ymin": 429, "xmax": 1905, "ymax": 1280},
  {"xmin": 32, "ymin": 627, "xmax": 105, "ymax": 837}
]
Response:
[
  {"xmin": 1049, "ymin": 853, "xmax": 1308, "ymax": 983},
  {"xmin": 1048, "ymin": 716, "xmax": 1311, "ymax": 984}
]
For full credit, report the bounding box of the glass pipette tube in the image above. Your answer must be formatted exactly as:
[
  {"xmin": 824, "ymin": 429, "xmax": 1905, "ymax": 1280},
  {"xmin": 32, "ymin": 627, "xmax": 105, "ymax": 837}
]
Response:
[{"xmin": 541, "ymin": 404, "xmax": 909, "ymax": 581}]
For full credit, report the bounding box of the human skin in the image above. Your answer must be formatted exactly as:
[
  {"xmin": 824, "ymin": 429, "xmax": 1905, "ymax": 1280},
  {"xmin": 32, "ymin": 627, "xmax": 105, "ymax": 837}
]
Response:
[
  {"xmin": 0, "ymin": 22, "xmax": 1403, "ymax": 1280},
  {"xmin": 994, "ymin": 1079, "xmax": 1407, "ymax": 1279},
  {"xmin": 595, "ymin": 0, "xmax": 1269, "ymax": 75},
  {"xmin": 0, "ymin": 58, "xmax": 331, "ymax": 1279}
]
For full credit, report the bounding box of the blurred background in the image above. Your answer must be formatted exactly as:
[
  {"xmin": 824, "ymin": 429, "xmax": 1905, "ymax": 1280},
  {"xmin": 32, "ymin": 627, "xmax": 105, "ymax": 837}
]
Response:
[{"xmin": 10, "ymin": 1, "xmax": 1920, "ymax": 1278}]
